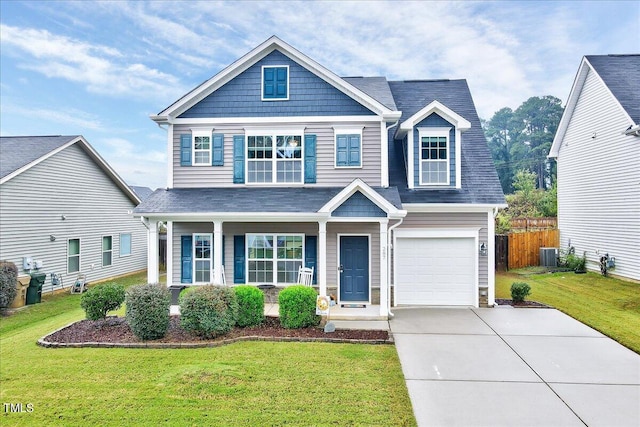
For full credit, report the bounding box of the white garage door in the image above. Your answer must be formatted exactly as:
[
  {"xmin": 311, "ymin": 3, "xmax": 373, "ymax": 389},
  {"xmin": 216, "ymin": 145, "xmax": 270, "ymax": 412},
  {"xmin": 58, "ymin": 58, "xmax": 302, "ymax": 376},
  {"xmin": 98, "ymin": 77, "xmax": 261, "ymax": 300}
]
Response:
[{"xmin": 395, "ymin": 237, "xmax": 476, "ymax": 306}]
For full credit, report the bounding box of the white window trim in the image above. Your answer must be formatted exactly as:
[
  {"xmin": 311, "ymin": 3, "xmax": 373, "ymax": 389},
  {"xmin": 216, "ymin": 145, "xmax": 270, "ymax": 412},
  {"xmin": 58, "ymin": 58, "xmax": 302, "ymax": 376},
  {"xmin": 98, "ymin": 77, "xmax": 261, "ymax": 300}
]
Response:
[
  {"xmin": 261, "ymin": 65, "xmax": 290, "ymax": 101},
  {"xmin": 193, "ymin": 233, "xmax": 213, "ymax": 284},
  {"xmin": 102, "ymin": 235, "xmax": 113, "ymax": 267},
  {"xmin": 333, "ymin": 126, "xmax": 364, "ymax": 169},
  {"xmin": 119, "ymin": 233, "xmax": 132, "ymax": 257},
  {"xmin": 191, "ymin": 128, "xmax": 213, "ymax": 166},
  {"xmin": 418, "ymin": 127, "xmax": 451, "ymax": 186},
  {"xmin": 67, "ymin": 238, "xmax": 81, "ymax": 274},
  {"xmin": 245, "ymin": 128, "xmax": 305, "ymax": 185},
  {"xmin": 245, "ymin": 233, "xmax": 305, "ymax": 285}
]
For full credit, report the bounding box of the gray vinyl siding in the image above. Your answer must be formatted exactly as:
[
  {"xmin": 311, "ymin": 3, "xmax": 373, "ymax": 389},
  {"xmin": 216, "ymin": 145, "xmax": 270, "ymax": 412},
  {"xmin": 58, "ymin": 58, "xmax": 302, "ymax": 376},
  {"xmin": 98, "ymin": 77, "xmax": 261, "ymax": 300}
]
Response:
[
  {"xmin": 172, "ymin": 122, "xmax": 382, "ymax": 188},
  {"xmin": 171, "ymin": 222, "xmax": 381, "ymax": 290},
  {"xmin": 394, "ymin": 212, "xmax": 488, "ymax": 288},
  {"xmin": 556, "ymin": 68, "xmax": 640, "ymax": 281},
  {"xmin": 0, "ymin": 144, "xmax": 147, "ymax": 293}
]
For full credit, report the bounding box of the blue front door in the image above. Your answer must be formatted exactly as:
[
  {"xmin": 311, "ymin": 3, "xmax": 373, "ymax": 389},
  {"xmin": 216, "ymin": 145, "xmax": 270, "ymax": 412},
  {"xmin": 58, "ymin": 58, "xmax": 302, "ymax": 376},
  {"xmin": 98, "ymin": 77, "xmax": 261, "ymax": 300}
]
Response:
[{"xmin": 339, "ymin": 236, "xmax": 369, "ymax": 302}]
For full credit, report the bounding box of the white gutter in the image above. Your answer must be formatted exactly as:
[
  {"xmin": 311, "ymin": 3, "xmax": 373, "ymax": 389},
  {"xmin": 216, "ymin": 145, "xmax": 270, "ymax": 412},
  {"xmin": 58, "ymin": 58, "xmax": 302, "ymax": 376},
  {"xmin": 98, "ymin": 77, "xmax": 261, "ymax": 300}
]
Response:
[{"xmin": 386, "ymin": 217, "xmax": 404, "ymax": 318}]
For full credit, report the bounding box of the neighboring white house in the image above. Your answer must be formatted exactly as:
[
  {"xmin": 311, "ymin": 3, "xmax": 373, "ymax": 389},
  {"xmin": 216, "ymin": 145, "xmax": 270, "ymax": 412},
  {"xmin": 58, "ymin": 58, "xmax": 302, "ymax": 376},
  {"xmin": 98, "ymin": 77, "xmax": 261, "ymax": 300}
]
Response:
[
  {"xmin": 549, "ymin": 55, "xmax": 640, "ymax": 281},
  {"xmin": 0, "ymin": 135, "xmax": 148, "ymax": 293}
]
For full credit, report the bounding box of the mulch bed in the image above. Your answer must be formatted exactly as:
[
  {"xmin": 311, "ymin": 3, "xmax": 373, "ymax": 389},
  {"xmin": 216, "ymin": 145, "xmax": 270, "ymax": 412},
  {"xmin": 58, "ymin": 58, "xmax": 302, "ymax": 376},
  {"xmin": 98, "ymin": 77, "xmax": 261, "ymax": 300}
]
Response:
[
  {"xmin": 495, "ymin": 299, "xmax": 552, "ymax": 308},
  {"xmin": 40, "ymin": 316, "xmax": 390, "ymax": 348}
]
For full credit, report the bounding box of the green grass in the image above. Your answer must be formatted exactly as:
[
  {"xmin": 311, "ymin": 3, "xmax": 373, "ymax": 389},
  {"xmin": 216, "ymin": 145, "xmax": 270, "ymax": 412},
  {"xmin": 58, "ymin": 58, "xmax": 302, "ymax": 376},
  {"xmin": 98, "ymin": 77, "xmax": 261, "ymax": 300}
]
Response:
[
  {"xmin": 0, "ymin": 272, "xmax": 415, "ymax": 426},
  {"xmin": 497, "ymin": 270, "xmax": 640, "ymax": 354}
]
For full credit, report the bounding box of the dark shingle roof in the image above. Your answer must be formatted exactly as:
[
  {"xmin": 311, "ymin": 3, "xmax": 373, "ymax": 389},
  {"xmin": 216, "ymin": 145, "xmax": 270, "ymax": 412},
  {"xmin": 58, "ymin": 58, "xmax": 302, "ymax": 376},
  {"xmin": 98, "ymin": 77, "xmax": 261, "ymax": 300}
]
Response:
[
  {"xmin": 387, "ymin": 80, "xmax": 505, "ymax": 205},
  {"xmin": 134, "ymin": 186, "xmax": 403, "ymax": 214},
  {"xmin": 0, "ymin": 135, "xmax": 79, "ymax": 179},
  {"xmin": 130, "ymin": 186, "xmax": 154, "ymax": 200},
  {"xmin": 586, "ymin": 55, "xmax": 640, "ymax": 123},
  {"xmin": 343, "ymin": 77, "xmax": 397, "ymax": 110}
]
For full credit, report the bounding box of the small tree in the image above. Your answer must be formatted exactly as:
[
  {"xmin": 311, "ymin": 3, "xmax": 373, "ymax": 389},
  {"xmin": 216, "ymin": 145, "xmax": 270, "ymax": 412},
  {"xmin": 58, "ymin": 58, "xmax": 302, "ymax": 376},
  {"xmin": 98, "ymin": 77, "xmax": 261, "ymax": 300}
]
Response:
[
  {"xmin": 80, "ymin": 283, "xmax": 125, "ymax": 320},
  {"xmin": 0, "ymin": 261, "xmax": 18, "ymax": 308},
  {"xmin": 510, "ymin": 282, "xmax": 531, "ymax": 303}
]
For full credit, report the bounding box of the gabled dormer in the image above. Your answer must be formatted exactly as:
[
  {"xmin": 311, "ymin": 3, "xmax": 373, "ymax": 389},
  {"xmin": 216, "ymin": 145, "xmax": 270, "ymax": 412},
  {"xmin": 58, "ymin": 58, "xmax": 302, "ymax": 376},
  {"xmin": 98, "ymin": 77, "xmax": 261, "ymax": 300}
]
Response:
[{"xmin": 395, "ymin": 100, "xmax": 470, "ymax": 189}]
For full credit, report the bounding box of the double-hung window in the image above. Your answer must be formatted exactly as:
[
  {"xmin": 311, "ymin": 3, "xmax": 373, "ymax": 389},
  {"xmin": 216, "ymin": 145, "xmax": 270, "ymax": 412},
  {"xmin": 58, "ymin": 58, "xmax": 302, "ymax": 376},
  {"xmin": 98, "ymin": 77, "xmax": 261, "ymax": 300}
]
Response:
[
  {"xmin": 247, "ymin": 130, "xmax": 303, "ymax": 184},
  {"xmin": 247, "ymin": 234, "xmax": 303, "ymax": 284},
  {"xmin": 419, "ymin": 127, "xmax": 450, "ymax": 185},
  {"xmin": 102, "ymin": 236, "xmax": 113, "ymax": 267},
  {"xmin": 193, "ymin": 234, "xmax": 212, "ymax": 283},
  {"xmin": 334, "ymin": 127, "xmax": 363, "ymax": 168},
  {"xmin": 68, "ymin": 239, "xmax": 80, "ymax": 273},
  {"xmin": 192, "ymin": 129, "xmax": 212, "ymax": 166}
]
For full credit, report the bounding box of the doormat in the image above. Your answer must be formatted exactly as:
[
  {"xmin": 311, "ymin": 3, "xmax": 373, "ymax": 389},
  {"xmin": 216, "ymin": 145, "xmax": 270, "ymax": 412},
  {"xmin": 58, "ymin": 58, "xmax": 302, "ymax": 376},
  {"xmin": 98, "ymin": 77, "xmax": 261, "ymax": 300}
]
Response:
[{"xmin": 341, "ymin": 304, "xmax": 366, "ymax": 308}]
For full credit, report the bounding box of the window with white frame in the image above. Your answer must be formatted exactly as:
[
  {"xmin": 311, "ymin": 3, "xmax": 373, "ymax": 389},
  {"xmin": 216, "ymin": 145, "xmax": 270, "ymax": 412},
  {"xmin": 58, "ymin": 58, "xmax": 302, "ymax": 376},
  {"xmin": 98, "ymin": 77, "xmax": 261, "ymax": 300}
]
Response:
[
  {"xmin": 192, "ymin": 130, "xmax": 212, "ymax": 165},
  {"xmin": 419, "ymin": 128, "xmax": 450, "ymax": 185},
  {"xmin": 194, "ymin": 234, "xmax": 213, "ymax": 283},
  {"xmin": 102, "ymin": 236, "xmax": 113, "ymax": 267},
  {"xmin": 68, "ymin": 238, "xmax": 80, "ymax": 273},
  {"xmin": 247, "ymin": 132, "xmax": 302, "ymax": 184},
  {"xmin": 120, "ymin": 233, "xmax": 132, "ymax": 257},
  {"xmin": 247, "ymin": 234, "xmax": 303, "ymax": 284}
]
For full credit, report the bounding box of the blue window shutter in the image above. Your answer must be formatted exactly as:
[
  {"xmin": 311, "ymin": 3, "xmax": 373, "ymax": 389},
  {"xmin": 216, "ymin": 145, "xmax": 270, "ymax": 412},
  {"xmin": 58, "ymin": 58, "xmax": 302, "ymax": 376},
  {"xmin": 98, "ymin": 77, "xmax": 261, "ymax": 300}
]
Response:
[
  {"xmin": 263, "ymin": 67, "xmax": 275, "ymax": 98},
  {"xmin": 304, "ymin": 134, "xmax": 316, "ymax": 184},
  {"xmin": 212, "ymin": 133, "xmax": 224, "ymax": 166},
  {"xmin": 233, "ymin": 135, "xmax": 245, "ymax": 184},
  {"xmin": 233, "ymin": 235, "xmax": 245, "ymax": 283},
  {"xmin": 336, "ymin": 135, "xmax": 348, "ymax": 166},
  {"xmin": 180, "ymin": 134, "xmax": 191, "ymax": 166},
  {"xmin": 276, "ymin": 67, "xmax": 287, "ymax": 98},
  {"xmin": 348, "ymin": 135, "xmax": 361, "ymax": 166},
  {"xmin": 181, "ymin": 235, "xmax": 192, "ymax": 284},
  {"xmin": 305, "ymin": 235, "xmax": 317, "ymax": 284}
]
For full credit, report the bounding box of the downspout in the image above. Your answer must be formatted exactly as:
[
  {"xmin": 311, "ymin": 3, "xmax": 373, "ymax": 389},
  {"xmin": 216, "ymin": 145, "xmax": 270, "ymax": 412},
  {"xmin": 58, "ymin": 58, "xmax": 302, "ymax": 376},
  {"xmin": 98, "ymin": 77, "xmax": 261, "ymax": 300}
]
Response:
[{"xmin": 387, "ymin": 217, "xmax": 404, "ymax": 318}]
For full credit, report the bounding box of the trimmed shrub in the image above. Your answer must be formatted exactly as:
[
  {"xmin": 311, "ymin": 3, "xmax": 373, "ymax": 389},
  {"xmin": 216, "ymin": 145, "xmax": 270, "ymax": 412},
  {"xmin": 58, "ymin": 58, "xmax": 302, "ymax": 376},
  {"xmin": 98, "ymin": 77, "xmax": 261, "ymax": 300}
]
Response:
[
  {"xmin": 234, "ymin": 285, "xmax": 264, "ymax": 327},
  {"xmin": 178, "ymin": 286, "xmax": 198, "ymax": 302},
  {"xmin": 0, "ymin": 261, "xmax": 18, "ymax": 308},
  {"xmin": 511, "ymin": 282, "xmax": 531, "ymax": 303},
  {"xmin": 179, "ymin": 285, "xmax": 238, "ymax": 338},
  {"xmin": 80, "ymin": 283, "xmax": 126, "ymax": 320},
  {"xmin": 125, "ymin": 283, "xmax": 171, "ymax": 340},
  {"xmin": 278, "ymin": 285, "xmax": 320, "ymax": 329}
]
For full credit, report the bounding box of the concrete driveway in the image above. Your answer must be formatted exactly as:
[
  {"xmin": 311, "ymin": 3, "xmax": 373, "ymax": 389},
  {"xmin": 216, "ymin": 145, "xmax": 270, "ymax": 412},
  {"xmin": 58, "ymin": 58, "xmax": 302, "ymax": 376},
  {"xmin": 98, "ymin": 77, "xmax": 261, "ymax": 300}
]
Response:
[{"xmin": 390, "ymin": 307, "xmax": 640, "ymax": 427}]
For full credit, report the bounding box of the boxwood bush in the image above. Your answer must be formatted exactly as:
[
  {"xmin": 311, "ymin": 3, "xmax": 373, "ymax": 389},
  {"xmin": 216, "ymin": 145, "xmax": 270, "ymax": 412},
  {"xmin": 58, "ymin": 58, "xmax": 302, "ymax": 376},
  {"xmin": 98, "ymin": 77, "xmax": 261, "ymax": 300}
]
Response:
[
  {"xmin": 0, "ymin": 261, "xmax": 18, "ymax": 308},
  {"xmin": 511, "ymin": 282, "xmax": 531, "ymax": 303},
  {"xmin": 278, "ymin": 285, "xmax": 320, "ymax": 329},
  {"xmin": 179, "ymin": 285, "xmax": 238, "ymax": 338},
  {"xmin": 80, "ymin": 283, "xmax": 126, "ymax": 320},
  {"xmin": 125, "ymin": 283, "xmax": 171, "ymax": 340},
  {"xmin": 234, "ymin": 285, "xmax": 264, "ymax": 327}
]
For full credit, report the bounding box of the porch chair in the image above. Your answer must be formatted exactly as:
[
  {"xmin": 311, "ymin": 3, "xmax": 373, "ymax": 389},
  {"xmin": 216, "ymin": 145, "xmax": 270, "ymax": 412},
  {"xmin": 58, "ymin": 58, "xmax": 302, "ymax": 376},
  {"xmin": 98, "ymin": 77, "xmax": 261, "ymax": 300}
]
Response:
[{"xmin": 297, "ymin": 266, "xmax": 314, "ymax": 287}]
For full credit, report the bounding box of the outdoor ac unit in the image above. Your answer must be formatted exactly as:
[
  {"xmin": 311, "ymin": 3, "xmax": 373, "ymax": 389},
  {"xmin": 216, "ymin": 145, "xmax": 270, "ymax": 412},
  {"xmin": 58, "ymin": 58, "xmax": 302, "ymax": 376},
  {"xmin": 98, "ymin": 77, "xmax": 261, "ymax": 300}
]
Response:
[{"xmin": 540, "ymin": 247, "xmax": 558, "ymax": 267}]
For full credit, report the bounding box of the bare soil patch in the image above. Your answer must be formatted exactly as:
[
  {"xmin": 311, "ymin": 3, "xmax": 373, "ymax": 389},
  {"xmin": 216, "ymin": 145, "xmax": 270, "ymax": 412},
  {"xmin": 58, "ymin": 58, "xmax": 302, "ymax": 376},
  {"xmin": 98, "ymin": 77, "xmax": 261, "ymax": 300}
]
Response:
[{"xmin": 43, "ymin": 316, "xmax": 389, "ymax": 346}]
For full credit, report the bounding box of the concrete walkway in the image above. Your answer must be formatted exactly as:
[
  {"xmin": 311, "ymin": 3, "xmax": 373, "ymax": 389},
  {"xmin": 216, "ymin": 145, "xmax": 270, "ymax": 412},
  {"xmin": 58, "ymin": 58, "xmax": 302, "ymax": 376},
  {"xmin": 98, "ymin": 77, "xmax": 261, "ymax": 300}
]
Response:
[{"xmin": 390, "ymin": 307, "xmax": 640, "ymax": 427}]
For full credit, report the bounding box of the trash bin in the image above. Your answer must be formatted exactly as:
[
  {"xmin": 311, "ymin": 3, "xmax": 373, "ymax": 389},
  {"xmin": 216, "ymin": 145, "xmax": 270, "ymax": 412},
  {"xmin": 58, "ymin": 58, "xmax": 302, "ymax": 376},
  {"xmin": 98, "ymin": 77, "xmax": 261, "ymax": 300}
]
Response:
[
  {"xmin": 10, "ymin": 275, "xmax": 31, "ymax": 308},
  {"xmin": 26, "ymin": 273, "xmax": 46, "ymax": 305}
]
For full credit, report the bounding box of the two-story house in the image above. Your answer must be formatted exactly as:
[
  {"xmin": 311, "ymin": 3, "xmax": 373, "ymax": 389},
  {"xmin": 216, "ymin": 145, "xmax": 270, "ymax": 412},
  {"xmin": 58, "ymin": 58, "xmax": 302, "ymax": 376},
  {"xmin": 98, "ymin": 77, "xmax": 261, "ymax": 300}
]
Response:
[{"xmin": 134, "ymin": 37, "xmax": 505, "ymax": 318}]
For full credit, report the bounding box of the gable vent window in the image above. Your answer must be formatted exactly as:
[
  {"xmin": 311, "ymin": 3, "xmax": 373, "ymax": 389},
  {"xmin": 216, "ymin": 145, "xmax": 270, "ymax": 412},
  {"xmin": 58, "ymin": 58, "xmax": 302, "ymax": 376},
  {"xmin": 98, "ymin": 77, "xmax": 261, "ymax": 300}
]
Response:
[
  {"xmin": 419, "ymin": 128, "xmax": 451, "ymax": 185},
  {"xmin": 262, "ymin": 66, "xmax": 289, "ymax": 100}
]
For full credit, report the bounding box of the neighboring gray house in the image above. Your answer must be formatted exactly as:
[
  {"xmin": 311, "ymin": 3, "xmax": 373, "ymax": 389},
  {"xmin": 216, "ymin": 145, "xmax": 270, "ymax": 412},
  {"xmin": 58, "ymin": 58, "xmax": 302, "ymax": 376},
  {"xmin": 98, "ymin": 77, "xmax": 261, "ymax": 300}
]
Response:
[
  {"xmin": 134, "ymin": 37, "xmax": 505, "ymax": 318},
  {"xmin": 549, "ymin": 55, "xmax": 640, "ymax": 281},
  {"xmin": 0, "ymin": 135, "xmax": 148, "ymax": 293}
]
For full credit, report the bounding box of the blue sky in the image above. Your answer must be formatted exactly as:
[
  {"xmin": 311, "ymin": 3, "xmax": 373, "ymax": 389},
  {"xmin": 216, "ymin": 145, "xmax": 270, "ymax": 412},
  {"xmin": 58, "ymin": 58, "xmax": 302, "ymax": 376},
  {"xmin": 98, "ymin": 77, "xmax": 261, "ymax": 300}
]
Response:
[{"xmin": 1, "ymin": 1, "xmax": 638, "ymax": 189}]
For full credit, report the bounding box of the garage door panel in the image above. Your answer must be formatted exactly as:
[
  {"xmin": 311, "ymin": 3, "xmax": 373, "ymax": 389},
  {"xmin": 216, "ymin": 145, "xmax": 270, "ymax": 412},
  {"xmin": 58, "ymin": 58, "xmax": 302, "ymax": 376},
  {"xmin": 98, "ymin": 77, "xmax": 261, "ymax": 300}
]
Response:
[{"xmin": 396, "ymin": 237, "xmax": 476, "ymax": 306}]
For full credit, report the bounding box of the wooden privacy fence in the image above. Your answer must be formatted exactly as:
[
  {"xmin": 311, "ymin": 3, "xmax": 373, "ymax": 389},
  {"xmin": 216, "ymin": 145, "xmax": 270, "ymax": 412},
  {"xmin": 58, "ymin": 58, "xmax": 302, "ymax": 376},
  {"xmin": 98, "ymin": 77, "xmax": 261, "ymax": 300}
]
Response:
[
  {"xmin": 496, "ymin": 229, "xmax": 560, "ymax": 270},
  {"xmin": 510, "ymin": 217, "xmax": 557, "ymax": 231}
]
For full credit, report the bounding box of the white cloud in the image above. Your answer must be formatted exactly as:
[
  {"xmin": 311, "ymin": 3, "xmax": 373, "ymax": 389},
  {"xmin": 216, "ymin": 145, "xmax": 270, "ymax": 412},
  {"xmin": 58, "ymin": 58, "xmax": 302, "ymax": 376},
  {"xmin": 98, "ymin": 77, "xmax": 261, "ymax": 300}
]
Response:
[
  {"xmin": 3, "ymin": 104, "xmax": 105, "ymax": 131},
  {"xmin": 98, "ymin": 137, "xmax": 166, "ymax": 188},
  {"xmin": 0, "ymin": 23, "xmax": 185, "ymax": 101}
]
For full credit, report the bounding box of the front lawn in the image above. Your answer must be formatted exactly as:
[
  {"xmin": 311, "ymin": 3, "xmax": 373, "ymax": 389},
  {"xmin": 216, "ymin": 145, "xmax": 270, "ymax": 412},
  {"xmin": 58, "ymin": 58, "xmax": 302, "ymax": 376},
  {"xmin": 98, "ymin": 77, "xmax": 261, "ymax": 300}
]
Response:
[
  {"xmin": 1, "ymin": 272, "xmax": 415, "ymax": 426},
  {"xmin": 497, "ymin": 269, "xmax": 640, "ymax": 354}
]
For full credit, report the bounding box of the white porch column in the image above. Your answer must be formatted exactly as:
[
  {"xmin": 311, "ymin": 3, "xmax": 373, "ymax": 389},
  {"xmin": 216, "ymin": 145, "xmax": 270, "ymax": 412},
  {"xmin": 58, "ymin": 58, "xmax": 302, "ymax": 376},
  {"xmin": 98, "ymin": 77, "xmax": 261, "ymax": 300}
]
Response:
[
  {"xmin": 318, "ymin": 220, "xmax": 327, "ymax": 296},
  {"xmin": 487, "ymin": 209, "xmax": 496, "ymax": 306},
  {"xmin": 379, "ymin": 219, "xmax": 389, "ymax": 317},
  {"xmin": 166, "ymin": 221, "xmax": 173, "ymax": 287},
  {"xmin": 147, "ymin": 220, "xmax": 159, "ymax": 284},
  {"xmin": 213, "ymin": 221, "xmax": 223, "ymax": 285}
]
